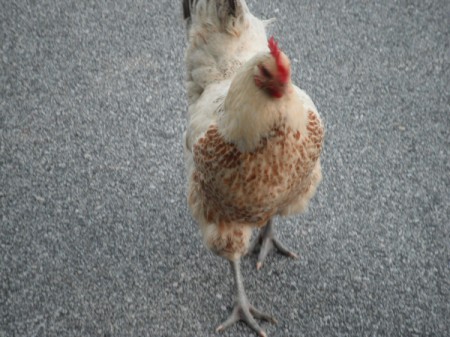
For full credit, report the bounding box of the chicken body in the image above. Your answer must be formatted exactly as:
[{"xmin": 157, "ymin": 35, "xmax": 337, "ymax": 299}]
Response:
[{"xmin": 183, "ymin": 1, "xmax": 324, "ymax": 335}]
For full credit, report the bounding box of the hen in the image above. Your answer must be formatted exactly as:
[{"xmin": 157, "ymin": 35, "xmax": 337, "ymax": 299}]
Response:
[{"xmin": 182, "ymin": 1, "xmax": 324, "ymax": 336}]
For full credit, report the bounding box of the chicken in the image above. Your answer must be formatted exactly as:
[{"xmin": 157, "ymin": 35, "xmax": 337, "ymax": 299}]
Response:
[{"xmin": 182, "ymin": 1, "xmax": 324, "ymax": 336}]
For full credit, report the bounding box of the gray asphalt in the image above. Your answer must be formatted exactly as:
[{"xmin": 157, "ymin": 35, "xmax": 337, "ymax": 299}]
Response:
[{"xmin": 1, "ymin": 1, "xmax": 449, "ymax": 336}]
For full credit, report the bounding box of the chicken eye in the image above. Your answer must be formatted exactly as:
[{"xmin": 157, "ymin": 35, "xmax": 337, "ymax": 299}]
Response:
[{"xmin": 260, "ymin": 65, "xmax": 272, "ymax": 79}]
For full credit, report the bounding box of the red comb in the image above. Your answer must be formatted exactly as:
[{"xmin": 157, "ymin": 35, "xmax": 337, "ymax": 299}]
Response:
[
  {"xmin": 268, "ymin": 36, "xmax": 281, "ymax": 60},
  {"xmin": 268, "ymin": 36, "xmax": 289, "ymax": 83}
]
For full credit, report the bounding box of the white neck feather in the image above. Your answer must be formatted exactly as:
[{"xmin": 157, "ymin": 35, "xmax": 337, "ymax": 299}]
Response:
[{"xmin": 217, "ymin": 60, "xmax": 289, "ymax": 152}]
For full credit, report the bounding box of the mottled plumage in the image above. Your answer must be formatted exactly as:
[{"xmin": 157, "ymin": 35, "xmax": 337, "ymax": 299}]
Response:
[{"xmin": 190, "ymin": 111, "xmax": 323, "ymax": 228}]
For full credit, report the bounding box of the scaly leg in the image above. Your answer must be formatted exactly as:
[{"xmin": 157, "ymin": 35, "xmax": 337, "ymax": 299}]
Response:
[
  {"xmin": 216, "ymin": 259, "xmax": 276, "ymax": 336},
  {"xmin": 251, "ymin": 219, "xmax": 298, "ymax": 270}
]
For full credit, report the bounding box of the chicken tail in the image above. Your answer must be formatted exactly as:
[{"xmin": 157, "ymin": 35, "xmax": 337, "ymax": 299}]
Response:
[{"xmin": 183, "ymin": 0, "xmax": 246, "ymax": 35}]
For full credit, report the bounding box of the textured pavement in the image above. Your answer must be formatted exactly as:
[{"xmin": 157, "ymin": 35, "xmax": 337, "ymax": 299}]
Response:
[{"xmin": 1, "ymin": 1, "xmax": 449, "ymax": 336}]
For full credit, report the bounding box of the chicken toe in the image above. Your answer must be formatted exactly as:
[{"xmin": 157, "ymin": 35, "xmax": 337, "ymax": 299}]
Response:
[
  {"xmin": 217, "ymin": 260, "xmax": 276, "ymax": 336},
  {"xmin": 251, "ymin": 219, "xmax": 299, "ymax": 270}
]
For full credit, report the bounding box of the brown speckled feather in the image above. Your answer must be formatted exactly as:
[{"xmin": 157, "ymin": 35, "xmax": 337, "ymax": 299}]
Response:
[{"xmin": 190, "ymin": 111, "xmax": 324, "ymax": 229}]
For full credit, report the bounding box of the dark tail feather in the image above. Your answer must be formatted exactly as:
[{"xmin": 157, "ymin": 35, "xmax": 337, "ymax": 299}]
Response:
[
  {"xmin": 183, "ymin": 0, "xmax": 241, "ymax": 20},
  {"xmin": 183, "ymin": 0, "xmax": 192, "ymax": 20},
  {"xmin": 227, "ymin": 0, "xmax": 238, "ymax": 17},
  {"xmin": 183, "ymin": 0, "xmax": 244, "ymax": 31},
  {"xmin": 217, "ymin": 0, "xmax": 241, "ymax": 20}
]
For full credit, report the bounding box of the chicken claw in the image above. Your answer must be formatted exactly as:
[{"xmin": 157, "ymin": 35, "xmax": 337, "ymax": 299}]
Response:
[
  {"xmin": 251, "ymin": 219, "xmax": 299, "ymax": 270},
  {"xmin": 216, "ymin": 302, "xmax": 276, "ymax": 336},
  {"xmin": 217, "ymin": 260, "xmax": 277, "ymax": 336}
]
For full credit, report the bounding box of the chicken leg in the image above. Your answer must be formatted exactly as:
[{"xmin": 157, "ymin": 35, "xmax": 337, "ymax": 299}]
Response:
[
  {"xmin": 251, "ymin": 219, "xmax": 299, "ymax": 270},
  {"xmin": 216, "ymin": 259, "xmax": 276, "ymax": 336}
]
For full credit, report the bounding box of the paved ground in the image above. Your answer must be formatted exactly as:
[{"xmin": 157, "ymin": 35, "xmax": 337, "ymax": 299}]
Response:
[{"xmin": 1, "ymin": 0, "xmax": 449, "ymax": 336}]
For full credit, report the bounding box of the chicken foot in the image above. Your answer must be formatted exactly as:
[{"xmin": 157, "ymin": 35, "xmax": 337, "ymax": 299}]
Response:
[
  {"xmin": 251, "ymin": 219, "xmax": 299, "ymax": 270},
  {"xmin": 216, "ymin": 259, "xmax": 276, "ymax": 336}
]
